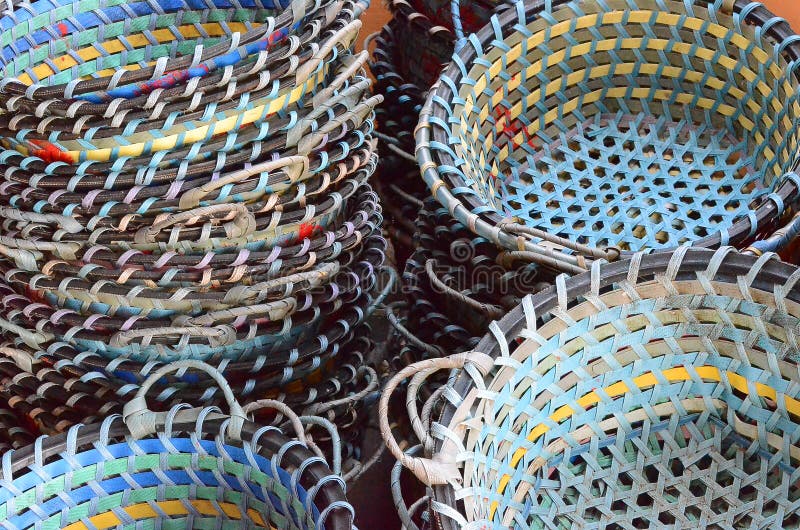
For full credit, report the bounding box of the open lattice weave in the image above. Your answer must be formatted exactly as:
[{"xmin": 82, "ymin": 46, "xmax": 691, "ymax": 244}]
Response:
[
  {"xmin": 382, "ymin": 247, "xmax": 800, "ymax": 529},
  {"xmin": 417, "ymin": 0, "xmax": 800, "ymax": 271}
]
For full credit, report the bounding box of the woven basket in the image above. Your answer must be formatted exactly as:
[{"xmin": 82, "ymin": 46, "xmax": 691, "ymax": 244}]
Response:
[
  {"xmin": 382, "ymin": 247, "xmax": 800, "ymax": 529},
  {"xmin": 0, "ymin": 0, "xmax": 382, "ymax": 363},
  {"xmin": 0, "ymin": 360, "xmax": 356, "ymax": 530},
  {"xmin": 387, "ymin": 0, "xmax": 454, "ymax": 89},
  {"xmin": 0, "ymin": 181, "xmax": 384, "ymax": 363},
  {"xmin": 417, "ymin": 0, "xmax": 800, "ymax": 274}
]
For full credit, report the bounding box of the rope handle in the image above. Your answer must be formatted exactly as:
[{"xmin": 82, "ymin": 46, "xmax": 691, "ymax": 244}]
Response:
[
  {"xmin": 123, "ymin": 360, "xmax": 246, "ymax": 440},
  {"xmin": 745, "ymin": 211, "xmax": 800, "ymax": 255},
  {"xmin": 297, "ymin": 94, "xmax": 382, "ymax": 155},
  {"xmin": 744, "ymin": 172, "xmax": 800, "ymax": 254},
  {"xmin": 134, "ymin": 203, "xmax": 257, "ymax": 244},
  {"xmin": 303, "ymin": 365, "xmax": 379, "ymax": 416},
  {"xmin": 424, "ymin": 259, "xmax": 505, "ymax": 319},
  {"xmin": 0, "ymin": 207, "xmax": 83, "ymax": 234},
  {"xmin": 450, "ymin": 0, "xmax": 467, "ymax": 51},
  {"xmin": 109, "ymin": 324, "xmax": 236, "ymax": 348},
  {"xmin": 178, "ymin": 156, "xmax": 310, "ymax": 209},
  {"xmin": 385, "ymin": 301, "xmax": 444, "ymax": 357},
  {"xmin": 392, "ymin": 445, "xmax": 427, "ymax": 530},
  {"xmin": 378, "ymin": 351, "xmax": 494, "ymax": 486},
  {"xmin": 186, "ymin": 298, "xmax": 297, "ymax": 327},
  {"xmin": 311, "ymin": 50, "xmax": 369, "ymax": 109}
]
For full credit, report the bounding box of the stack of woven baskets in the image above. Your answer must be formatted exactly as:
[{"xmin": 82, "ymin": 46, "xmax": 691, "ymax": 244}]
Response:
[
  {"xmin": 369, "ymin": 0, "xmax": 517, "ymax": 265},
  {"xmin": 0, "ymin": 0, "xmax": 389, "ymax": 467},
  {"xmin": 368, "ymin": 0, "xmax": 452, "ymax": 264}
]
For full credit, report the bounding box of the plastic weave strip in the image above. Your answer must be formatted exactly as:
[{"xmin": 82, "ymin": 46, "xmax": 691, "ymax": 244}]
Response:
[
  {"xmin": 417, "ymin": 0, "xmax": 800, "ymax": 266},
  {"xmin": 388, "ymin": 248, "xmax": 800, "ymax": 529},
  {"xmin": 0, "ymin": 410, "xmax": 354, "ymax": 530}
]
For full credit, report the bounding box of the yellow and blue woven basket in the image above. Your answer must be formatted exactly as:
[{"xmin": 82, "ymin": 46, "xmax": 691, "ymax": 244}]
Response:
[
  {"xmin": 417, "ymin": 0, "xmax": 800, "ymax": 273},
  {"xmin": 381, "ymin": 247, "xmax": 800, "ymax": 529}
]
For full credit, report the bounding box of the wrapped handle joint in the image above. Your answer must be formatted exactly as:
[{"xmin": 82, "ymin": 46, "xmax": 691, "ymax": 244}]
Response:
[{"xmin": 378, "ymin": 351, "xmax": 494, "ymax": 486}]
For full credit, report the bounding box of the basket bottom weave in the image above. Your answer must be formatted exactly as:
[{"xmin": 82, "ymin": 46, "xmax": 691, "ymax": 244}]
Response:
[
  {"xmin": 521, "ymin": 414, "xmax": 799, "ymax": 529},
  {"xmin": 497, "ymin": 113, "xmax": 766, "ymax": 251}
]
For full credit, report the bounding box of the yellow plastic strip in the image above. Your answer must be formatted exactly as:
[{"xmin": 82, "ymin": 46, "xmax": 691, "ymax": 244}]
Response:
[
  {"xmin": 488, "ymin": 365, "xmax": 800, "ymax": 518},
  {"xmin": 62, "ymin": 500, "xmax": 273, "ymax": 530}
]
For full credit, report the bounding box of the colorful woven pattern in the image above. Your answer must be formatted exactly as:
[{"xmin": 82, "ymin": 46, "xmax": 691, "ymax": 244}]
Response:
[
  {"xmin": 0, "ymin": 0, "xmax": 387, "ymax": 404},
  {"xmin": 381, "ymin": 247, "xmax": 800, "ymax": 529},
  {"xmin": 0, "ymin": 372, "xmax": 356, "ymax": 530},
  {"xmin": 417, "ymin": 0, "xmax": 800, "ymax": 272}
]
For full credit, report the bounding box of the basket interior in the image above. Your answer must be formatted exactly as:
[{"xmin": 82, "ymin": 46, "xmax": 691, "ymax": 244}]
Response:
[
  {"xmin": 449, "ymin": 0, "xmax": 800, "ymax": 250},
  {"xmin": 450, "ymin": 274, "xmax": 800, "ymax": 528}
]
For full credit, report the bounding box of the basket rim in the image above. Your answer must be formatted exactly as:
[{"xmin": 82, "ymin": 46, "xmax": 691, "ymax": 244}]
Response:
[{"xmin": 416, "ymin": 0, "xmax": 800, "ymax": 271}]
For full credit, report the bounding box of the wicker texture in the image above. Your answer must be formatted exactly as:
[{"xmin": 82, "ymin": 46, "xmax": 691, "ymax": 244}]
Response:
[
  {"xmin": 368, "ymin": 18, "xmax": 428, "ymax": 264},
  {"xmin": 417, "ymin": 0, "xmax": 800, "ymax": 272},
  {"xmin": 0, "ymin": 364, "xmax": 356, "ymax": 530},
  {"xmin": 393, "ymin": 199, "xmax": 548, "ymax": 366},
  {"xmin": 381, "ymin": 247, "xmax": 800, "ymax": 529},
  {"xmin": 0, "ymin": 0, "xmax": 387, "ymax": 401}
]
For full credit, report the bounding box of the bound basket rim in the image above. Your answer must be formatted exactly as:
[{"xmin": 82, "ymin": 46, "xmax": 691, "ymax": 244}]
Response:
[{"xmin": 417, "ymin": 0, "xmax": 800, "ymax": 268}]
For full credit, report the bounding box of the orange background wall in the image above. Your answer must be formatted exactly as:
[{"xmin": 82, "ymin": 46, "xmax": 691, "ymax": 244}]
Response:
[
  {"xmin": 764, "ymin": 0, "xmax": 800, "ymax": 33},
  {"xmin": 359, "ymin": 0, "xmax": 800, "ymax": 49}
]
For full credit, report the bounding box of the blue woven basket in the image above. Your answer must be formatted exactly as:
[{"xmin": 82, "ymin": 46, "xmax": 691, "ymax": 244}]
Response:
[
  {"xmin": 0, "ymin": 361, "xmax": 356, "ymax": 530},
  {"xmin": 417, "ymin": 0, "xmax": 800, "ymax": 274},
  {"xmin": 380, "ymin": 247, "xmax": 800, "ymax": 529}
]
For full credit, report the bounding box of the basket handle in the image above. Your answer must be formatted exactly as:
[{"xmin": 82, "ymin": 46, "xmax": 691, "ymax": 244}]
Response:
[
  {"xmin": 123, "ymin": 360, "xmax": 247, "ymax": 440},
  {"xmin": 378, "ymin": 352, "xmax": 493, "ymax": 486},
  {"xmin": 391, "ymin": 445, "xmax": 427, "ymax": 530},
  {"xmin": 0, "ymin": 207, "xmax": 83, "ymax": 234},
  {"xmin": 178, "ymin": 156, "xmax": 309, "ymax": 210},
  {"xmin": 297, "ymin": 94, "xmax": 382, "ymax": 155},
  {"xmin": 743, "ymin": 172, "xmax": 800, "ymax": 254},
  {"xmin": 744, "ymin": 211, "xmax": 800, "ymax": 255},
  {"xmin": 450, "ymin": 0, "xmax": 467, "ymax": 51},
  {"xmin": 425, "ymin": 259, "xmax": 505, "ymax": 319},
  {"xmin": 134, "ymin": 203, "xmax": 256, "ymax": 244},
  {"xmin": 109, "ymin": 325, "xmax": 236, "ymax": 349},
  {"xmin": 385, "ymin": 301, "xmax": 444, "ymax": 357},
  {"xmin": 243, "ymin": 399, "xmax": 309, "ymax": 444},
  {"xmin": 303, "ymin": 365, "xmax": 379, "ymax": 416}
]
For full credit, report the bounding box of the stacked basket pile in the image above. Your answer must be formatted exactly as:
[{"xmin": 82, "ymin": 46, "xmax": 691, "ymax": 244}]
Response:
[
  {"xmin": 369, "ymin": 0, "xmax": 517, "ymax": 265},
  {"xmin": 368, "ymin": 0, "xmax": 454, "ymax": 264},
  {"xmin": 0, "ymin": 0, "xmax": 389, "ymax": 459}
]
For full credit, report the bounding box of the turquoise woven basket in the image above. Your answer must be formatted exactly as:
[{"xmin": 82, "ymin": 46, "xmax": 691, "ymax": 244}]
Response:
[
  {"xmin": 417, "ymin": 0, "xmax": 800, "ymax": 274},
  {"xmin": 381, "ymin": 247, "xmax": 800, "ymax": 529}
]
